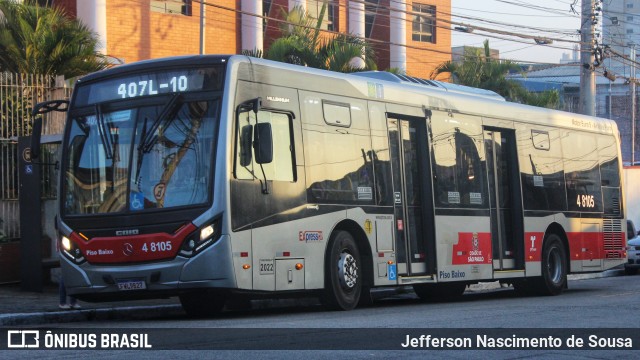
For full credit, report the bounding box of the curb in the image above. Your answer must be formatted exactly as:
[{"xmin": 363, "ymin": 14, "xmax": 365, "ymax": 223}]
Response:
[{"xmin": 0, "ymin": 304, "xmax": 183, "ymax": 327}]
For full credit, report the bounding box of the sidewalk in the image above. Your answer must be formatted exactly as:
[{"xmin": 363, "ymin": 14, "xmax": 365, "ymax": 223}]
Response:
[
  {"xmin": 0, "ymin": 269, "xmax": 625, "ymax": 326},
  {"xmin": 0, "ymin": 283, "xmax": 183, "ymax": 326}
]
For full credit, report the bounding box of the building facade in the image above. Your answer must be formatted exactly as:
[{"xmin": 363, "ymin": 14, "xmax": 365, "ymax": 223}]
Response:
[
  {"xmin": 510, "ymin": 64, "xmax": 639, "ymax": 164},
  {"xmin": 49, "ymin": 0, "xmax": 451, "ymax": 79},
  {"xmin": 603, "ymin": 0, "xmax": 640, "ymax": 59}
]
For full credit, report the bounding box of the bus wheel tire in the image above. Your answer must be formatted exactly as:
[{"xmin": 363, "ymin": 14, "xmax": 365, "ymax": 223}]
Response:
[
  {"xmin": 536, "ymin": 234, "xmax": 567, "ymax": 296},
  {"xmin": 179, "ymin": 291, "xmax": 225, "ymax": 317},
  {"xmin": 323, "ymin": 230, "xmax": 362, "ymax": 311},
  {"xmin": 413, "ymin": 283, "xmax": 467, "ymax": 301}
]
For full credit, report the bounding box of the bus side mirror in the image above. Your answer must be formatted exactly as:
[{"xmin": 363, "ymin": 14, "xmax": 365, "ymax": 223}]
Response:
[
  {"xmin": 30, "ymin": 117, "xmax": 43, "ymax": 160},
  {"xmin": 30, "ymin": 100, "xmax": 69, "ymax": 160},
  {"xmin": 254, "ymin": 122, "xmax": 273, "ymax": 164},
  {"xmin": 239, "ymin": 125, "xmax": 253, "ymax": 166}
]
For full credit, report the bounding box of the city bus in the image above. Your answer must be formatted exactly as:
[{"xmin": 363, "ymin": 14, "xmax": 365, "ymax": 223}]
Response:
[{"xmin": 31, "ymin": 55, "xmax": 627, "ymax": 316}]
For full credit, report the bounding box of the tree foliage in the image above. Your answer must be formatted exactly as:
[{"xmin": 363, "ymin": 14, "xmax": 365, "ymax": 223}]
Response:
[
  {"xmin": 0, "ymin": 0, "xmax": 108, "ymax": 78},
  {"xmin": 431, "ymin": 40, "xmax": 559, "ymax": 109},
  {"xmin": 243, "ymin": 5, "xmax": 377, "ymax": 73}
]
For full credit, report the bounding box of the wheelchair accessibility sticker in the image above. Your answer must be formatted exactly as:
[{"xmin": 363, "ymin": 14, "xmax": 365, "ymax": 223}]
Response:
[{"xmin": 388, "ymin": 264, "xmax": 397, "ymax": 281}]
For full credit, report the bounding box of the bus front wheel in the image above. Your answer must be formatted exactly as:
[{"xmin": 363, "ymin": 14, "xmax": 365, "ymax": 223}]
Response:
[{"xmin": 323, "ymin": 230, "xmax": 362, "ymax": 311}]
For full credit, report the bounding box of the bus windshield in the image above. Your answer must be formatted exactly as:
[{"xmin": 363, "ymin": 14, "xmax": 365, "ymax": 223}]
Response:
[{"xmin": 63, "ymin": 99, "xmax": 218, "ymax": 215}]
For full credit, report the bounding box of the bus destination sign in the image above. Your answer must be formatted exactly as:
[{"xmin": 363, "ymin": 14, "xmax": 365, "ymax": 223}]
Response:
[{"xmin": 76, "ymin": 67, "xmax": 223, "ymax": 106}]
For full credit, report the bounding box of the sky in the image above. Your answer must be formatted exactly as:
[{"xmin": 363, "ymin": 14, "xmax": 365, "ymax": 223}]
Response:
[{"xmin": 451, "ymin": 0, "xmax": 583, "ymax": 64}]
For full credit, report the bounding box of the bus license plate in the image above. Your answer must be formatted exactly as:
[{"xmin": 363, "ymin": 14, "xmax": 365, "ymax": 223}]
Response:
[{"xmin": 116, "ymin": 280, "xmax": 146, "ymax": 291}]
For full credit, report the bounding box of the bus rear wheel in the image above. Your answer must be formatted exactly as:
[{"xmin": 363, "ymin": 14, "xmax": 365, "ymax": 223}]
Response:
[
  {"xmin": 536, "ymin": 234, "xmax": 567, "ymax": 296},
  {"xmin": 323, "ymin": 230, "xmax": 362, "ymax": 311},
  {"xmin": 179, "ymin": 291, "xmax": 226, "ymax": 317}
]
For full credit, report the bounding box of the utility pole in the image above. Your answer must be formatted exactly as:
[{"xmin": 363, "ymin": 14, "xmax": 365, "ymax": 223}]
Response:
[
  {"xmin": 632, "ymin": 45, "xmax": 637, "ymax": 164},
  {"xmin": 580, "ymin": 0, "xmax": 596, "ymax": 116}
]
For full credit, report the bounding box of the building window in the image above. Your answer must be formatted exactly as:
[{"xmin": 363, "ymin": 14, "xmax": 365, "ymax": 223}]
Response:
[
  {"xmin": 308, "ymin": 1, "xmax": 335, "ymax": 31},
  {"xmin": 151, "ymin": 0, "xmax": 192, "ymax": 16},
  {"xmin": 365, "ymin": 0, "xmax": 379, "ymax": 38},
  {"xmin": 628, "ymin": 3, "xmax": 634, "ymax": 8},
  {"xmin": 412, "ymin": 4, "xmax": 436, "ymax": 43},
  {"xmin": 628, "ymin": 28, "xmax": 635, "ymax": 34},
  {"xmin": 628, "ymin": 16, "xmax": 634, "ymax": 21}
]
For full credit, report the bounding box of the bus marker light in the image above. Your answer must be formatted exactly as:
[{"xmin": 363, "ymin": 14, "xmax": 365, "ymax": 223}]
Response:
[
  {"xmin": 295, "ymin": 263, "xmax": 303, "ymax": 270},
  {"xmin": 240, "ymin": 252, "xmax": 249, "ymax": 257},
  {"xmin": 242, "ymin": 264, "xmax": 251, "ymax": 270},
  {"xmin": 283, "ymin": 252, "xmax": 290, "ymax": 257},
  {"xmin": 387, "ymin": 260, "xmax": 394, "ymax": 265},
  {"xmin": 378, "ymin": 252, "xmax": 384, "ymax": 257},
  {"xmin": 78, "ymin": 232, "xmax": 89, "ymax": 241}
]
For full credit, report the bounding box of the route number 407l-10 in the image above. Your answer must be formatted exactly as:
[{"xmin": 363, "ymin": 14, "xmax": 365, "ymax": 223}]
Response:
[
  {"xmin": 577, "ymin": 194, "xmax": 595, "ymax": 208},
  {"xmin": 117, "ymin": 76, "xmax": 189, "ymax": 99}
]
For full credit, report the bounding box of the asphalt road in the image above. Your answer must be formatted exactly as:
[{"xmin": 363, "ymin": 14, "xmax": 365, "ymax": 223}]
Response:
[{"xmin": 3, "ymin": 274, "xmax": 640, "ymax": 358}]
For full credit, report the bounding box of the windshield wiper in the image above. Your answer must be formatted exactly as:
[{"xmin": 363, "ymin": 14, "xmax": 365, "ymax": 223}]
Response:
[
  {"xmin": 95, "ymin": 104, "xmax": 114, "ymax": 159},
  {"xmin": 140, "ymin": 94, "xmax": 182, "ymax": 153}
]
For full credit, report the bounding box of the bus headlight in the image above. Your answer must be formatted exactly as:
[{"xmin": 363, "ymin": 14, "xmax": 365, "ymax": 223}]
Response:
[
  {"xmin": 200, "ymin": 224, "xmax": 215, "ymax": 241},
  {"xmin": 61, "ymin": 236, "xmax": 72, "ymax": 251},
  {"xmin": 180, "ymin": 217, "xmax": 222, "ymax": 257},
  {"xmin": 59, "ymin": 234, "xmax": 86, "ymax": 264}
]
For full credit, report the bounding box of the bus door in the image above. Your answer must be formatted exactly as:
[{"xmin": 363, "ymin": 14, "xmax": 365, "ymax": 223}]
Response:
[
  {"xmin": 484, "ymin": 128, "xmax": 524, "ymax": 271},
  {"xmin": 388, "ymin": 116, "xmax": 436, "ymax": 276}
]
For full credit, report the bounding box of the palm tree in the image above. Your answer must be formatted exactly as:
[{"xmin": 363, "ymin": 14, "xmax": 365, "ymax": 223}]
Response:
[
  {"xmin": 244, "ymin": 4, "xmax": 377, "ymax": 73},
  {"xmin": 0, "ymin": 0, "xmax": 107, "ymax": 78},
  {"xmin": 431, "ymin": 40, "xmax": 558, "ymax": 108}
]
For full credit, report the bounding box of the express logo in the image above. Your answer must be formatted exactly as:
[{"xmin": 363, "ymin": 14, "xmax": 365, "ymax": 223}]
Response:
[
  {"xmin": 299, "ymin": 231, "xmax": 323, "ymax": 242},
  {"xmin": 472, "ymin": 232, "xmax": 479, "ymax": 251}
]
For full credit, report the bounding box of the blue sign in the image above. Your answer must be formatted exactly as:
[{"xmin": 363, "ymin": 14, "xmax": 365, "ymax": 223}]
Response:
[
  {"xmin": 24, "ymin": 165, "xmax": 33, "ymax": 175},
  {"xmin": 388, "ymin": 264, "xmax": 397, "ymax": 281},
  {"xmin": 130, "ymin": 192, "xmax": 145, "ymax": 211}
]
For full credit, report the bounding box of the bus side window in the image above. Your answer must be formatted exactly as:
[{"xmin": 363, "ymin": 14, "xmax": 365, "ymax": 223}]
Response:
[
  {"xmin": 430, "ymin": 113, "xmax": 486, "ymax": 208},
  {"xmin": 234, "ymin": 109, "xmax": 295, "ymax": 182},
  {"xmin": 518, "ymin": 126, "xmax": 567, "ymax": 211},
  {"xmin": 598, "ymin": 134, "xmax": 620, "ymax": 187},
  {"xmin": 562, "ymin": 131, "xmax": 602, "ymax": 212}
]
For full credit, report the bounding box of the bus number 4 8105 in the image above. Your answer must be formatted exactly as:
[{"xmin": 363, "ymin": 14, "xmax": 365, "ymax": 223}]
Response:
[
  {"xmin": 142, "ymin": 241, "xmax": 172, "ymax": 252},
  {"xmin": 577, "ymin": 194, "xmax": 595, "ymax": 208}
]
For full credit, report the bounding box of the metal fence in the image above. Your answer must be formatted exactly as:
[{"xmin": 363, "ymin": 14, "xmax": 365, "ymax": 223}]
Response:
[{"xmin": 0, "ymin": 73, "xmax": 70, "ymax": 242}]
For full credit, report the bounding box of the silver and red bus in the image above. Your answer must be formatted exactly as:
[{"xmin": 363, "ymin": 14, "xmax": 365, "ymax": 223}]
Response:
[{"xmin": 32, "ymin": 55, "xmax": 626, "ymax": 316}]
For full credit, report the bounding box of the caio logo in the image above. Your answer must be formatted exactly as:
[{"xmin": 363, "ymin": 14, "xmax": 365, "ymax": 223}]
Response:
[{"xmin": 7, "ymin": 330, "xmax": 39, "ymax": 348}]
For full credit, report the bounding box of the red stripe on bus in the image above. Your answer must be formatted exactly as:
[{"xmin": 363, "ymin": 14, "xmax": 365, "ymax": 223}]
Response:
[
  {"xmin": 69, "ymin": 223, "xmax": 197, "ymax": 264},
  {"xmin": 525, "ymin": 231, "xmax": 625, "ymax": 262},
  {"xmin": 452, "ymin": 232, "xmax": 492, "ymax": 265}
]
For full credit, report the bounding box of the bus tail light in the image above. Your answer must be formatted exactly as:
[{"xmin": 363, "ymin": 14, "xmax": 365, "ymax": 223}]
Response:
[{"xmin": 179, "ymin": 217, "xmax": 222, "ymax": 257}]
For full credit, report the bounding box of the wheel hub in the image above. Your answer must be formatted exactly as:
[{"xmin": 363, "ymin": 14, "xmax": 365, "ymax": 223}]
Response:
[
  {"xmin": 547, "ymin": 247, "xmax": 562, "ymax": 284},
  {"xmin": 338, "ymin": 252, "xmax": 358, "ymax": 289}
]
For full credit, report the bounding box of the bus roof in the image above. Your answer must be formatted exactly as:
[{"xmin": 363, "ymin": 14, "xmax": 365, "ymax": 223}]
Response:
[{"xmin": 75, "ymin": 54, "xmax": 616, "ymax": 135}]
